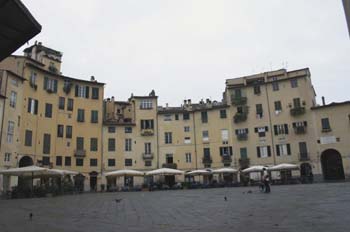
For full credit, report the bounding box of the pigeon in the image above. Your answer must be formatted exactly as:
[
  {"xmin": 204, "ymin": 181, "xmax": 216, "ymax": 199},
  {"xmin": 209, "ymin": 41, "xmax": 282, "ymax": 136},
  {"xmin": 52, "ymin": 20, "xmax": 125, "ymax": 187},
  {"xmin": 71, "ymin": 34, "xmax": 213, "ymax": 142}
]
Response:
[
  {"xmin": 29, "ymin": 213, "xmax": 33, "ymax": 220},
  {"xmin": 224, "ymin": 196, "xmax": 227, "ymax": 201},
  {"xmin": 115, "ymin": 199, "xmax": 122, "ymax": 203},
  {"xmin": 247, "ymin": 190, "xmax": 252, "ymax": 194}
]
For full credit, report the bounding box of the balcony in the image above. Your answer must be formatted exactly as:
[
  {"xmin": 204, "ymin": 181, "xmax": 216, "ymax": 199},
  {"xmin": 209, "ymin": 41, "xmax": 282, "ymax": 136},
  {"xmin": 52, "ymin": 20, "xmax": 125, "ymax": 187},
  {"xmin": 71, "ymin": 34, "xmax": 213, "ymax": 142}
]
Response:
[
  {"xmin": 290, "ymin": 107, "xmax": 305, "ymax": 116},
  {"xmin": 299, "ymin": 153, "xmax": 310, "ymax": 161},
  {"xmin": 294, "ymin": 126, "xmax": 306, "ymax": 134},
  {"xmin": 141, "ymin": 129, "xmax": 154, "ymax": 136},
  {"xmin": 321, "ymin": 128, "xmax": 332, "ymax": 133},
  {"xmin": 48, "ymin": 65, "xmax": 58, "ymax": 73},
  {"xmin": 231, "ymin": 96, "xmax": 247, "ymax": 106},
  {"xmin": 234, "ymin": 112, "xmax": 247, "ymax": 123},
  {"xmin": 162, "ymin": 163, "xmax": 177, "ymax": 169},
  {"xmin": 142, "ymin": 153, "xmax": 154, "ymax": 160},
  {"xmin": 74, "ymin": 149, "xmax": 86, "ymax": 158},
  {"xmin": 202, "ymin": 156, "xmax": 212, "ymax": 164},
  {"xmin": 239, "ymin": 158, "xmax": 250, "ymax": 168},
  {"xmin": 221, "ymin": 155, "xmax": 232, "ymax": 164},
  {"xmin": 237, "ymin": 133, "xmax": 248, "ymax": 141}
]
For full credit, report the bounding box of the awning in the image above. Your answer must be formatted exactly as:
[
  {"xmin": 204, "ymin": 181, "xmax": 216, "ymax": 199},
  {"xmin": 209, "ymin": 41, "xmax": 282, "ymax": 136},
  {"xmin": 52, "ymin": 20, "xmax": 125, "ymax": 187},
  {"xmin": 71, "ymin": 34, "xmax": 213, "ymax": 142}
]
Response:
[
  {"xmin": 105, "ymin": 169, "xmax": 144, "ymax": 177},
  {"xmin": 186, "ymin": 169, "xmax": 211, "ymax": 176},
  {"xmin": 146, "ymin": 168, "xmax": 184, "ymax": 176},
  {"xmin": 0, "ymin": 0, "xmax": 42, "ymax": 61},
  {"xmin": 212, "ymin": 168, "xmax": 238, "ymax": 174},
  {"xmin": 269, "ymin": 163, "xmax": 299, "ymax": 171},
  {"xmin": 242, "ymin": 165, "xmax": 268, "ymax": 173},
  {"xmin": 0, "ymin": 165, "xmax": 61, "ymax": 177}
]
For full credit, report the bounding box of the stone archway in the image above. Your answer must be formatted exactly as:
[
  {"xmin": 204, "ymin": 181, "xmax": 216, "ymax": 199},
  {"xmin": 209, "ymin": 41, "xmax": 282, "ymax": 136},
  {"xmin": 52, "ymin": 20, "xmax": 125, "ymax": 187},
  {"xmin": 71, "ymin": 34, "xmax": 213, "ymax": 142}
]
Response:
[
  {"xmin": 321, "ymin": 149, "xmax": 345, "ymax": 180},
  {"xmin": 19, "ymin": 156, "xmax": 33, "ymax": 167}
]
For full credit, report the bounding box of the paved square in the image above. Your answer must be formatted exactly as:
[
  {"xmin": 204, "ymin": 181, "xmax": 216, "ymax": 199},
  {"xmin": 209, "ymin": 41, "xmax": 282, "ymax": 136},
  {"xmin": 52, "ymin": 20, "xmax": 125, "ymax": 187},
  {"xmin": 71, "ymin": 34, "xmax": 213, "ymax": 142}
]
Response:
[{"xmin": 1, "ymin": 183, "xmax": 350, "ymax": 232}]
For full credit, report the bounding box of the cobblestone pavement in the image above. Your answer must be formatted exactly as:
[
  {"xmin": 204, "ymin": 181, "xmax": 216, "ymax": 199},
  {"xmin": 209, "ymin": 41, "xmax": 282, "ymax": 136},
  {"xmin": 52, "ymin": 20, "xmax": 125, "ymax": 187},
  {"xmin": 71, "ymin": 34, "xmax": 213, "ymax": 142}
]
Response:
[{"xmin": 1, "ymin": 183, "xmax": 350, "ymax": 232}]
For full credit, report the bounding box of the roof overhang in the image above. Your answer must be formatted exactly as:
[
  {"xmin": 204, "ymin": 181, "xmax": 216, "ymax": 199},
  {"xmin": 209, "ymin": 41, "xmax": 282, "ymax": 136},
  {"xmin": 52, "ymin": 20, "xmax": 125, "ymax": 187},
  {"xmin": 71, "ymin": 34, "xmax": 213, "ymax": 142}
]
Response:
[
  {"xmin": 0, "ymin": 0, "xmax": 41, "ymax": 61},
  {"xmin": 344, "ymin": 0, "xmax": 350, "ymax": 37}
]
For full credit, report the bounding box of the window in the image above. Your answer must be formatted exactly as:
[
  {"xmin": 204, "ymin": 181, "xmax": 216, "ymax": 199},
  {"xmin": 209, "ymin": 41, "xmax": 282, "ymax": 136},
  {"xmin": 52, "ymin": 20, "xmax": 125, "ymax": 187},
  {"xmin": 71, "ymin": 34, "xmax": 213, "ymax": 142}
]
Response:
[
  {"xmin": 91, "ymin": 110, "xmax": 98, "ymax": 123},
  {"xmin": 293, "ymin": 98, "xmax": 301, "ymax": 108},
  {"xmin": 234, "ymin": 88, "xmax": 242, "ymax": 97},
  {"xmin": 7, "ymin": 121, "xmax": 14, "ymax": 143},
  {"xmin": 57, "ymin": 125, "xmax": 64, "ymax": 137},
  {"xmin": 27, "ymin": 98, "xmax": 38, "ymax": 114},
  {"xmin": 108, "ymin": 138, "xmax": 115, "ymax": 151},
  {"xmin": 202, "ymin": 130, "xmax": 209, "ymax": 142},
  {"xmin": 42, "ymin": 157, "xmax": 50, "ymax": 166},
  {"xmin": 4, "ymin": 153, "xmax": 11, "ymax": 162},
  {"xmin": 108, "ymin": 127, "xmax": 116, "ymax": 133},
  {"xmin": 125, "ymin": 127, "xmax": 132, "ymax": 133},
  {"xmin": 141, "ymin": 120, "xmax": 154, "ymax": 129},
  {"xmin": 43, "ymin": 134, "xmax": 51, "ymax": 154},
  {"xmin": 92, "ymin": 87, "xmax": 99, "ymax": 99},
  {"xmin": 276, "ymin": 144, "xmax": 291, "ymax": 156},
  {"xmin": 9, "ymin": 91, "xmax": 17, "ymax": 108},
  {"xmin": 175, "ymin": 114, "xmax": 179, "ymax": 120},
  {"xmin": 256, "ymin": 104, "xmax": 263, "ymax": 118},
  {"xmin": 164, "ymin": 114, "xmax": 172, "ymax": 121},
  {"xmin": 274, "ymin": 101, "xmax": 282, "ymax": 112},
  {"xmin": 44, "ymin": 77, "xmax": 58, "ymax": 93},
  {"xmin": 76, "ymin": 158, "xmax": 84, "ymax": 166},
  {"xmin": 45, "ymin": 103, "xmax": 52, "ymax": 118},
  {"xmin": 140, "ymin": 99, "xmax": 152, "ymax": 109},
  {"xmin": 185, "ymin": 153, "xmax": 192, "ymax": 163},
  {"xmin": 90, "ymin": 138, "xmax": 98, "ymax": 151},
  {"xmin": 321, "ymin": 118, "xmax": 331, "ymax": 131},
  {"xmin": 184, "ymin": 137, "xmax": 191, "ymax": 144},
  {"xmin": 108, "ymin": 159, "xmax": 116, "ymax": 167},
  {"xmin": 292, "ymin": 121, "xmax": 307, "ymax": 134},
  {"xmin": 291, "ymin": 79, "xmax": 298, "ymax": 88},
  {"xmin": 76, "ymin": 137, "xmax": 84, "ymax": 150},
  {"xmin": 299, "ymin": 142, "xmax": 308, "ymax": 158},
  {"xmin": 184, "ymin": 126, "xmax": 190, "ymax": 132},
  {"xmin": 166, "ymin": 154, "xmax": 173, "ymax": 164},
  {"xmin": 59, "ymin": 97, "xmax": 65, "ymax": 110},
  {"xmin": 183, "ymin": 112, "xmax": 190, "ymax": 120},
  {"xmin": 272, "ymin": 80, "xmax": 279, "ymax": 91},
  {"xmin": 90, "ymin": 159, "xmax": 98, "ymax": 167},
  {"xmin": 203, "ymin": 148, "xmax": 211, "ymax": 158},
  {"xmin": 255, "ymin": 126, "xmax": 268, "ymax": 137},
  {"xmin": 145, "ymin": 143, "xmax": 152, "ymax": 154},
  {"xmin": 201, "ymin": 111, "xmax": 208, "ymax": 123},
  {"xmin": 125, "ymin": 138, "xmax": 132, "ymax": 151},
  {"xmin": 165, "ymin": 132, "xmax": 172, "ymax": 144},
  {"xmin": 65, "ymin": 157, "xmax": 71, "ymax": 166},
  {"xmin": 77, "ymin": 109, "xmax": 85, "ymax": 122},
  {"xmin": 221, "ymin": 129, "xmax": 229, "ymax": 141},
  {"xmin": 220, "ymin": 146, "xmax": 232, "ymax": 156},
  {"xmin": 274, "ymin": 124, "xmax": 289, "ymax": 135},
  {"xmin": 66, "ymin": 126, "xmax": 72, "ymax": 138},
  {"xmin": 25, "ymin": 130, "xmax": 32, "ymax": 146},
  {"xmin": 257, "ymin": 146, "xmax": 271, "ymax": 158},
  {"xmin": 30, "ymin": 71, "xmax": 37, "ymax": 87},
  {"xmin": 220, "ymin": 109, "xmax": 227, "ymax": 118},
  {"xmin": 75, "ymin": 85, "xmax": 89, "ymax": 98},
  {"xmin": 67, "ymin": 98, "xmax": 74, "ymax": 111},
  {"xmin": 254, "ymin": 85, "xmax": 261, "ymax": 94},
  {"xmin": 56, "ymin": 156, "xmax": 62, "ymax": 166},
  {"xmin": 240, "ymin": 148, "xmax": 248, "ymax": 159},
  {"xmin": 235, "ymin": 128, "xmax": 248, "ymax": 135},
  {"xmin": 125, "ymin": 159, "xmax": 133, "ymax": 166},
  {"xmin": 145, "ymin": 160, "xmax": 152, "ymax": 166}
]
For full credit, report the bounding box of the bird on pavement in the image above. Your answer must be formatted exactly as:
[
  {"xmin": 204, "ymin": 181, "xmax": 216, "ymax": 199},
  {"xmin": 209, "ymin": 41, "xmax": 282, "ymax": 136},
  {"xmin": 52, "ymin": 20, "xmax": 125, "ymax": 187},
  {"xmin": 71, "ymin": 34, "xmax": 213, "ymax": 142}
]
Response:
[
  {"xmin": 224, "ymin": 196, "xmax": 227, "ymax": 201},
  {"xmin": 29, "ymin": 213, "xmax": 33, "ymax": 220},
  {"xmin": 115, "ymin": 199, "xmax": 122, "ymax": 203}
]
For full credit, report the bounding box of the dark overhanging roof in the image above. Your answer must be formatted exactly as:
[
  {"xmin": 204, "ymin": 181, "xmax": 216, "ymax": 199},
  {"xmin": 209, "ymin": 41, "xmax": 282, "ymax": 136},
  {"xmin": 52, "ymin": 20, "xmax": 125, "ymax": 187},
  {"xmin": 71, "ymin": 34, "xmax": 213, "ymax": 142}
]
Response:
[
  {"xmin": 0, "ymin": 0, "xmax": 42, "ymax": 61},
  {"xmin": 344, "ymin": 0, "xmax": 350, "ymax": 37}
]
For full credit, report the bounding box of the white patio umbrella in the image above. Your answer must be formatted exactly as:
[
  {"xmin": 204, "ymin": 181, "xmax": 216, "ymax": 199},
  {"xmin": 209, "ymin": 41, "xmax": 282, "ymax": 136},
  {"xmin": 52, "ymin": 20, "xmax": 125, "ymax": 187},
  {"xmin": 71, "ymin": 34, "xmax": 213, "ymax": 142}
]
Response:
[
  {"xmin": 146, "ymin": 168, "xmax": 184, "ymax": 176},
  {"xmin": 242, "ymin": 165, "xmax": 268, "ymax": 173},
  {"xmin": 212, "ymin": 168, "xmax": 238, "ymax": 174},
  {"xmin": 269, "ymin": 163, "xmax": 299, "ymax": 171},
  {"xmin": 105, "ymin": 169, "xmax": 144, "ymax": 177},
  {"xmin": 49, "ymin": 169, "xmax": 79, "ymax": 176},
  {"xmin": 0, "ymin": 165, "xmax": 61, "ymax": 177},
  {"xmin": 186, "ymin": 169, "xmax": 211, "ymax": 176}
]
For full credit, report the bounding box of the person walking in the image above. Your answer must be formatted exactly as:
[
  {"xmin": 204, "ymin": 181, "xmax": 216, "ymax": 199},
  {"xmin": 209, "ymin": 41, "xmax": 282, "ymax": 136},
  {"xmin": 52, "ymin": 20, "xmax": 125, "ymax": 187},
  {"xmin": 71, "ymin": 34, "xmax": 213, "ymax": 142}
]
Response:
[{"xmin": 262, "ymin": 168, "xmax": 271, "ymax": 193}]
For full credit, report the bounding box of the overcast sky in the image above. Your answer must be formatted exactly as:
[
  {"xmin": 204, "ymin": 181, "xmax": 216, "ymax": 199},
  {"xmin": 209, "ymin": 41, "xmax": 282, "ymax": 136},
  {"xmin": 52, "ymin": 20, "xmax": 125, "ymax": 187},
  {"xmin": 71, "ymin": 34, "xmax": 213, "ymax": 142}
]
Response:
[{"xmin": 18, "ymin": 0, "xmax": 350, "ymax": 106}]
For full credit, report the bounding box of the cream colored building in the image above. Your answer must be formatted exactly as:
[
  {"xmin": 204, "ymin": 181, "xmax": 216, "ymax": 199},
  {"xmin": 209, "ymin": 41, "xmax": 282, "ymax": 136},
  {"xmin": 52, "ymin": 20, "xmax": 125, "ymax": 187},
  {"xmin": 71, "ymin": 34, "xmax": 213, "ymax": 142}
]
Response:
[{"xmin": 0, "ymin": 42, "xmax": 105, "ymax": 191}]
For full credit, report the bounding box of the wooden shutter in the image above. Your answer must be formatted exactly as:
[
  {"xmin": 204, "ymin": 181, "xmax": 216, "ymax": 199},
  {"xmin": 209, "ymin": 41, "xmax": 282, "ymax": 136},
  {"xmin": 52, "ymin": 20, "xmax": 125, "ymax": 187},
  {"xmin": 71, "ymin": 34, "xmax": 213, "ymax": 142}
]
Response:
[
  {"xmin": 287, "ymin": 144, "xmax": 291, "ymax": 155},
  {"xmin": 34, "ymin": 100, "xmax": 38, "ymax": 115},
  {"xmin": 254, "ymin": 127, "xmax": 258, "ymax": 133},
  {"xmin": 257, "ymin": 147, "xmax": 261, "ymax": 158},
  {"xmin": 265, "ymin": 126, "xmax": 268, "ymax": 132},
  {"xmin": 53, "ymin": 80, "xmax": 58, "ymax": 92},
  {"xmin": 27, "ymin": 98, "xmax": 31, "ymax": 113},
  {"xmin": 284, "ymin": 124, "xmax": 289, "ymax": 134},
  {"xmin": 274, "ymin": 125, "xmax": 278, "ymax": 135},
  {"xmin": 44, "ymin": 77, "xmax": 48, "ymax": 90},
  {"xmin": 229, "ymin": 146, "xmax": 233, "ymax": 156},
  {"xmin": 75, "ymin": 85, "xmax": 79, "ymax": 97},
  {"xmin": 276, "ymin": 145, "xmax": 280, "ymax": 156},
  {"xmin": 85, "ymin": 86, "xmax": 90, "ymax": 98},
  {"xmin": 267, "ymin": 146, "xmax": 271, "ymax": 157}
]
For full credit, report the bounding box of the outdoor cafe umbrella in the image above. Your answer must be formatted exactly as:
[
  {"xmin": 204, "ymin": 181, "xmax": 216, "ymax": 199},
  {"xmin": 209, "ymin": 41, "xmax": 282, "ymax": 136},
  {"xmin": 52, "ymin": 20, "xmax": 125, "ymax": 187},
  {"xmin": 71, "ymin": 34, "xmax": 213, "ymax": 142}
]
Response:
[
  {"xmin": 104, "ymin": 169, "xmax": 144, "ymax": 188},
  {"xmin": 212, "ymin": 168, "xmax": 238, "ymax": 174},
  {"xmin": 186, "ymin": 169, "xmax": 211, "ymax": 176},
  {"xmin": 146, "ymin": 168, "xmax": 184, "ymax": 176},
  {"xmin": 269, "ymin": 163, "xmax": 299, "ymax": 171},
  {"xmin": 241, "ymin": 165, "xmax": 268, "ymax": 173}
]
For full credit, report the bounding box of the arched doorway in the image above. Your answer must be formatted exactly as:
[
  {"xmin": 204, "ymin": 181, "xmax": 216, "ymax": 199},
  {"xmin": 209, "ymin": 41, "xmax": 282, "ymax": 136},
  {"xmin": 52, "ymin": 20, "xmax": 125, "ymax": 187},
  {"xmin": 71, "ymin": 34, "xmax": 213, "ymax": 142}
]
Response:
[
  {"xmin": 300, "ymin": 163, "xmax": 313, "ymax": 183},
  {"xmin": 19, "ymin": 156, "xmax": 33, "ymax": 167},
  {"xmin": 89, "ymin": 171, "xmax": 98, "ymax": 191},
  {"xmin": 321, "ymin": 149, "xmax": 345, "ymax": 180}
]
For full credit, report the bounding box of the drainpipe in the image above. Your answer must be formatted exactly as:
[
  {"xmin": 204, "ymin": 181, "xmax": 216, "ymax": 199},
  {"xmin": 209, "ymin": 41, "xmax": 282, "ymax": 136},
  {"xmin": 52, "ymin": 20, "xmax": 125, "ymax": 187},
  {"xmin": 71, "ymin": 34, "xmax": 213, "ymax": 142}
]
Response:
[
  {"xmin": 192, "ymin": 111, "xmax": 198, "ymax": 170},
  {"xmin": 265, "ymin": 82, "xmax": 276, "ymax": 165},
  {"xmin": 0, "ymin": 71, "xmax": 9, "ymax": 152}
]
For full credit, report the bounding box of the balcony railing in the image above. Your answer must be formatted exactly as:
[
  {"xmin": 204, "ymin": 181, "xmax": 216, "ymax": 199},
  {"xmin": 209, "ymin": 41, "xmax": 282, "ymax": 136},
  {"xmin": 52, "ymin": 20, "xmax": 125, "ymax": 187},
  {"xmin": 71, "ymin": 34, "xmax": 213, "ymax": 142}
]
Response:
[
  {"xmin": 141, "ymin": 129, "xmax": 154, "ymax": 136},
  {"xmin": 321, "ymin": 128, "xmax": 332, "ymax": 133},
  {"xmin": 237, "ymin": 133, "xmax": 248, "ymax": 141},
  {"xmin": 234, "ymin": 112, "xmax": 248, "ymax": 123},
  {"xmin": 202, "ymin": 156, "xmax": 213, "ymax": 164},
  {"xmin": 142, "ymin": 153, "xmax": 154, "ymax": 160},
  {"xmin": 231, "ymin": 96, "xmax": 247, "ymax": 106},
  {"xmin": 290, "ymin": 107, "xmax": 306, "ymax": 116},
  {"xmin": 294, "ymin": 126, "xmax": 306, "ymax": 134},
  {"xmin": 221, "ymin": 155, "xmax": 232, "ymax": 163},
  {"xmin": 239, "ymin": 158, "xmax": 250, "ymax": 168},
  {"xmin": 299, "ymin": 153, "xmax": 310, "ymax": 161},
  {"xmin": 162, "ymin": 163, "xmax": 177, "ymax": 169},
  {"xmin": 74, "ymin": 149, "xmax": 86, "ymax": 158}
]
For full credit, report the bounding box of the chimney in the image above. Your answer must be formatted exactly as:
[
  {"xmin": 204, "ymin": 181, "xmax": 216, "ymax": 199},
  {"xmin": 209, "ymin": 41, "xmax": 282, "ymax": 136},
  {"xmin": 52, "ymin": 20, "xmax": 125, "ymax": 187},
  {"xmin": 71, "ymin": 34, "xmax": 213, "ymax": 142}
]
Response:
[
  {"xmin": 111, "ymin": 96, "xmax": 115, "ymax": 102},
  {"xmin": 90, "ymin": 76, "xmax": 95, "ymax": 81},
  {"xmin": 188, "ymin": 99, "xmax": 191, "ymax": 105},
  {"xmin": 322, "ymin": 96, "xmax": 325, "ymax": 106},
  {"xmin": 184, "ymin": 100, "xmax": 187, "ymax": 105},
  {"xmin": 166, "ymin": 103, "xmax": 169, "ymax": 108}
]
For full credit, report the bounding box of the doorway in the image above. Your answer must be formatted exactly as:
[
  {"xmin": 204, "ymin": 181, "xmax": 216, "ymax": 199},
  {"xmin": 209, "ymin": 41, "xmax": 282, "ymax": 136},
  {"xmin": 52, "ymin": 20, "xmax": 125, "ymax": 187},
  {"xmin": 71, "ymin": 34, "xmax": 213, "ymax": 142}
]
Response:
[{"xmin": 321, "ymin": 149, "xmax": 345, "ymax": 180}]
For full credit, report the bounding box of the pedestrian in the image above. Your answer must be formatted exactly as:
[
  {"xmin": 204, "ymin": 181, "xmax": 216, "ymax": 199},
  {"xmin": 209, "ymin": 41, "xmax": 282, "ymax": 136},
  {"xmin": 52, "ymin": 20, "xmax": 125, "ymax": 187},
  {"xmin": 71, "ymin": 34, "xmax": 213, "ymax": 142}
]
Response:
[{"xmin": 263, "ymin": 168, "xmax": 271, "ymax": 193}]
